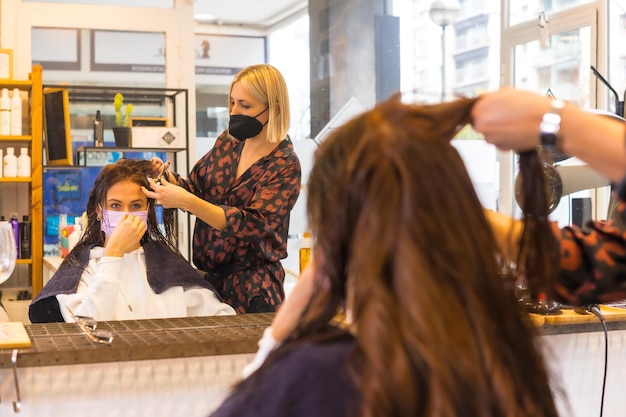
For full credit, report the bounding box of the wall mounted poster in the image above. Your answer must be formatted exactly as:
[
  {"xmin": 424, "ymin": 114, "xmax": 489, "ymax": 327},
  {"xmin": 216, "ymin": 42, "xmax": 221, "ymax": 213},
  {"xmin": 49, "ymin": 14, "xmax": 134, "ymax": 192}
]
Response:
[
  {"xmin": 91, "ymin": 30, "xmax": 165, "ymax": 73},
  {"xmin": 194, "ymin": 34, "xmax": 266, "ymax": 76},
  {"xmin": 32, "ymin": 28, "xmax": 81, "ymax": 70}
]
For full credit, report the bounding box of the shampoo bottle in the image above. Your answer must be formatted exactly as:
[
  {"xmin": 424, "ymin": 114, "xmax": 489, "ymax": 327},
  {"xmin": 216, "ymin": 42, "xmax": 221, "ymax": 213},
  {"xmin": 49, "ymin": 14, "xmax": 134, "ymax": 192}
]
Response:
[
  {"xmin": 299, "ymin": 231, "xmax": 312, "ymax": 274},
  {"xmin": 93, "ymin": 110, "xmax": 104, "ymax": 147},
  {"xmin": 3, "ymin": 147, "xmax": 17, "ymax": 177},
  {"xmin": 19, "ymin": 215, "xmax": 31, "ymax": 259},
  {"xmin": 0, "ymin": 88, "xmax": 10, "ymax": 135},
  {"xmin": 9, "ymin": 214, "xmax": 19, "ymax": 259},
  {"xmin": 10, "ymin": 88, "xmax": 21, "ymax": 135},
  {"xmin": 57, "ymin": 213, "xmax": 67, "ymax": 257},
  {"xmin": 68, "ymin": 218, "xmax": 82, "ymax": 254},
  {"xmin": 17, "ymin": 147, "xmax": 30, "ymax": 177}
]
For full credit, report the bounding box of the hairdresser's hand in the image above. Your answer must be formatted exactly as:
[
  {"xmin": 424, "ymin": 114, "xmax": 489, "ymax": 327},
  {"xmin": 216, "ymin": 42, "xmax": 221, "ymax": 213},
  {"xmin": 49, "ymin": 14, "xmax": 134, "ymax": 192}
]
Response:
[
  {"xmin": 142, "ymin": 175, "xmax": 190, "ymax": 210},
  {"xmin": 472, "ymin": 87, "xmax": 553, "ymax": 151},
  {"xmin": 148, "ymin": 157, "xmax": 164, "ymax": 178},
  {"xmin": 148, "ymin": 157, "xmax": 173, "ymax": 183},
  {"xmin": 103, "ymin": 213, "xmax": 147, "ymax": 257}
]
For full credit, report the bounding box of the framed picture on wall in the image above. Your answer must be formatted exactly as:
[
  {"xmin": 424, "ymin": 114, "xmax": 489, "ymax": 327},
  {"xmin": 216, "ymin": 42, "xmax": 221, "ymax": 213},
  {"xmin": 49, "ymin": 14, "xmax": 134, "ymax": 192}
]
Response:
[
  {"xmin": 0, "ymin": 49, "xmax": 13, "ymax": 80},
  {"xmin": 43, "ymin": 88, "xmax": 73, "ymax": 166}
]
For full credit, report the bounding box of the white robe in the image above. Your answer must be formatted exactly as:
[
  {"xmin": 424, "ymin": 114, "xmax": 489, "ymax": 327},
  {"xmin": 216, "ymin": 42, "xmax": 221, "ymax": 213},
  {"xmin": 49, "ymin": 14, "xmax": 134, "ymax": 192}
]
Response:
[{"xmin": 56, "ymin": 247, "xmax": 235, "ymax": 321}]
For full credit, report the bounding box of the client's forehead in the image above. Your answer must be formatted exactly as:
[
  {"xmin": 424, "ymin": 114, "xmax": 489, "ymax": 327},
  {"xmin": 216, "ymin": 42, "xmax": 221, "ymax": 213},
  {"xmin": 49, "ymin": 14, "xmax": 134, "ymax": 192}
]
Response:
[{"xmin": 106, "ymin": 180, "xmax": 146, "ymax": 202}]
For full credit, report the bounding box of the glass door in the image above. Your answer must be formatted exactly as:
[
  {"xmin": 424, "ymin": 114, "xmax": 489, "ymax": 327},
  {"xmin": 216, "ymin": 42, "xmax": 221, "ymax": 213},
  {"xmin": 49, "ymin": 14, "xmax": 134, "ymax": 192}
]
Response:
[{"xmin": 500, "ymin": 4, "xmax": 606, "ymax": 226}]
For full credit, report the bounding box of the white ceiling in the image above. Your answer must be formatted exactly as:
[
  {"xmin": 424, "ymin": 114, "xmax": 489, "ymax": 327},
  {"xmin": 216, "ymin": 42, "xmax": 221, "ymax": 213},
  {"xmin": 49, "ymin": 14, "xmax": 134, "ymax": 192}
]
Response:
[{"xmin": 193, "ymin": 0, "xmax": 308, "ymax": 28}]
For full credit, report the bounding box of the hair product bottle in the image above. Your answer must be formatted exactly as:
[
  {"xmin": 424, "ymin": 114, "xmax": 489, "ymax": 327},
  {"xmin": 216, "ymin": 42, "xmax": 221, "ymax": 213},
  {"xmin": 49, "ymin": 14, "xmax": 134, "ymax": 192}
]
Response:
[
  {"xmin": 3, "ymin": 147, "xmax": 17, "ymax": 177},
  {"xmin": 9, "ymin": 214, "xmax": 19, "ymax": 259},
  {"xmin": 299, "ymin": 231, "xmax": 312, "ymax": 274},
  {"xmin": 10, "ymin": 88, "xmax": 21, "ymax": 136},
  {"xmin": 58, "ymin": 213, "xmax": 67, "ymax": 257},
  {"xmin": 93, "ymin": 110, "xmax": 104, "ymax": 147},
  {"xmin": 19, "ymin": 215, "xmax": 31, "ymax": 259},
  {"xmin": 0, "ymin": 88, "xmax": 10, "ymax": 135},
  {"xmin": 17, "ymin": 147, "xmax": 30, "ymax": 177}
]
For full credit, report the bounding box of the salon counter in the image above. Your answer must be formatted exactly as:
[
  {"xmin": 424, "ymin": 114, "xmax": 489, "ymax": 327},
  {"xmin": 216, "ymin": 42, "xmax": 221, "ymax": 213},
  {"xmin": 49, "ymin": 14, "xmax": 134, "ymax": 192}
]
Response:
[
  {"xmin": 532, "ymin": 304, "xmax": 626, "ymax": 334},
  {"xmin": 2, "ymin": 305, "xmax": 622, "ymax": 369},
  {"xmin": 529, "ymin": 305, "xmax": 626, "ymax": 417},
  {"xmin": 0, "ymin": 314, "xmax": 274, "ymax": 417},
  {"xmin": 0, "ymin": 313, "xmax": 273, "ymax": 368},
  {"xmin": 0, "ymin": 308, "xmax": 623, "ymax": 417}
]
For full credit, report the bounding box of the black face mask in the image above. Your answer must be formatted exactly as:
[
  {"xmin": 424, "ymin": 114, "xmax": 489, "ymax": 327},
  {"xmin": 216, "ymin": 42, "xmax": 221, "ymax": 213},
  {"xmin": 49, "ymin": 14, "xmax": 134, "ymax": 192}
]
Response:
[{"xmin": 228, "ymin": 107, "xmax": 269, "ymax": 141}]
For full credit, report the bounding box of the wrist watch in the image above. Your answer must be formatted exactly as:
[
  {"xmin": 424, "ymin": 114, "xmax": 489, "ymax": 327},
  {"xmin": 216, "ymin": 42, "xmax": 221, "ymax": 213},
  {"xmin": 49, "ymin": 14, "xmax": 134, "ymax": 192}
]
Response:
[{"xmin": 539, "ymin": 99, "xmax": 566, "ymax": 152}]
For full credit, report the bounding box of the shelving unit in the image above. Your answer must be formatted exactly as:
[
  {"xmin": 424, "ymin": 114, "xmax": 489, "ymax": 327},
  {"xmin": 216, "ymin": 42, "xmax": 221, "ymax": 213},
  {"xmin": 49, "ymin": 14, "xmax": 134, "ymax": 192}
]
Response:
[
  {"xmin": 0, "ymin": 65, "xmax": 43, "ymax": 297},
  {"xmin": 41, "ymin": 84, "xmax": 191, "ymax": 260}
]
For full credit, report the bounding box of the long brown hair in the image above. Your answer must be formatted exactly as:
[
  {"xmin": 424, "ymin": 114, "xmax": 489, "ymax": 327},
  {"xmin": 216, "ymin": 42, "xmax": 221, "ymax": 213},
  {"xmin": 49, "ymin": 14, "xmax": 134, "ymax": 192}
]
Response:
[
  {"xmin": 299, "ymin": 95, "xmax": 559, "ymax": 417},
  {"xmin": 64, "ymin": 158, "xmax": 179, "ymax": 267}
]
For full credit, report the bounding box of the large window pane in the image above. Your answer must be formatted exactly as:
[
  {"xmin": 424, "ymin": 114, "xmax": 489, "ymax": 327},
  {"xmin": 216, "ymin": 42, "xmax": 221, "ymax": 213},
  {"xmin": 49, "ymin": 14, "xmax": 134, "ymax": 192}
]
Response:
[{"xmin": 509, "ymin": 0, "xmax": 593, "ymax": 26}]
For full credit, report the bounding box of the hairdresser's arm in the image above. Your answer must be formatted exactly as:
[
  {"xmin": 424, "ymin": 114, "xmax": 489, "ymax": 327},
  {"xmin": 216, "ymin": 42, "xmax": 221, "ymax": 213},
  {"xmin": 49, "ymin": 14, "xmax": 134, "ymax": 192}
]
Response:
[
  {"xmin": 241, "ymin": 260, "xmax": 316, "ymax": 378},
  {"xmin": 472, "ymin": 87, "xmax": 626, "ymax": 182},
  {"xmin": 271, "ymin": 260, "xmax": 316, "ymax": 339},
  {"xmin": 484, "ymin": 209, "xmax": 523, "ymax": 263},
  {"xmin": 485, "ymin": 206, "xmax": 626, "ymax": 305}
]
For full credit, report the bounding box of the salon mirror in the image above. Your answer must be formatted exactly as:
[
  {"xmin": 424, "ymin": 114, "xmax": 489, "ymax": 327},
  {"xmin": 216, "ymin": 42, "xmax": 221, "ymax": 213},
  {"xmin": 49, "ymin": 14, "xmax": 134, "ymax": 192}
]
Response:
[{"xmin": 25, "ymin": 1, "xmax": 488, "ymax": 326}]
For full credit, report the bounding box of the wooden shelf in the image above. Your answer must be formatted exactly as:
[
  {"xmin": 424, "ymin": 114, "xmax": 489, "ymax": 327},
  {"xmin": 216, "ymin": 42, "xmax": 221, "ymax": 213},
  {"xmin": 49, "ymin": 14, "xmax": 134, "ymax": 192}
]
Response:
[
  {"xmin": 0, "ymin": 79, "xmax": 32, "ymax": 90},
  {"xmin": 0, "ymin": 65, "xmax": 43, "ymax": 297},
  {"xmin": 0, "ymin": 135, "xmax": 32, "ymax": 141},
  {"xmin": 0, "ymin": 177, "xmax": 32, "ymax": 183}
]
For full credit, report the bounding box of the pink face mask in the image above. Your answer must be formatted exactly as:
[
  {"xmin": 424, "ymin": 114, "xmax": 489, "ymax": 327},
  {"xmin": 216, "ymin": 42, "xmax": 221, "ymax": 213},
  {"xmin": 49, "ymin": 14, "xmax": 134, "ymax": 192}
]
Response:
[{"xmin": 101, "ymin": 209, "xmax": 148, "ymax": 237}]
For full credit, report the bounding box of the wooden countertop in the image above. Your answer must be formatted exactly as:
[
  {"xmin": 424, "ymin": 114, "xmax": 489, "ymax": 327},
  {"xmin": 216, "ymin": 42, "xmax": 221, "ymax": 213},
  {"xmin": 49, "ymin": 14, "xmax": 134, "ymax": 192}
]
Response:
[
  {"xmin": 538, "ymin": 305, "xmax": 626, "ymax": 325},
  {"xmin": 0, "ymin": 304, "xmax": 624, "ymax": 369},
  {"xmin": 0, "ymin": 313, "xmax": 274, "ymax": 368},
  {"xmin": 532, "ymin": 304, "xmax": 626, "ymax": 335}
]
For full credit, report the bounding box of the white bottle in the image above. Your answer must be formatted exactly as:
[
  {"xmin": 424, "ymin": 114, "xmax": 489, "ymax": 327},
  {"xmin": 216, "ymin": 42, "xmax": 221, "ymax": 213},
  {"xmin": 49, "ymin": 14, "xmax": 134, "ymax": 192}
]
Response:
[
  {"xmin": 17, "ymin": 147, "xmax": 30, "ymax": 177},
  {"xmin": 0, "ymin": 149, "xmax": 3, "ymax": 178},
  {"xmin": 67, "ymin": 219, "xmax": 82, "ymax": 254},
  {"xmin": 10, "ymin": 88, "xmax": 21, "ymax": 136},
  {"xmin": 0, "ymin": 88, "xmax": 10, "ymax": 135},
  {"xmin": 57, "ymin": 213, "xmax": 67, "ymax": 257},
  {"xmin": 3, "ymin": 147, "xmax": 17, "ymax": 177}
]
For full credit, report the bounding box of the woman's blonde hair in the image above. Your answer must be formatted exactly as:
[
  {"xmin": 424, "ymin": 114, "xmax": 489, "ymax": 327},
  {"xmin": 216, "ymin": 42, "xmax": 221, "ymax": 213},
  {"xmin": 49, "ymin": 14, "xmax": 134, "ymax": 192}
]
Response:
[{"xmin": 228, "ymin": 64, "xmax": 291, "ymax": 143}]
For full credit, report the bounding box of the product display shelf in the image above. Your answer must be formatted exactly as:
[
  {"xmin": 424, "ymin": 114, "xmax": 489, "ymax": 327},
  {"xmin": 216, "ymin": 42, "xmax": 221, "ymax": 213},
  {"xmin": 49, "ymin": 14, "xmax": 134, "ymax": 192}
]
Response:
[
  {"xmin": 0, "ymin": 65, "xmax": 43, "ymax": 297},
  {"xmin": 42, "ymin": 84, "xmax": 190, "ymax": 260}
]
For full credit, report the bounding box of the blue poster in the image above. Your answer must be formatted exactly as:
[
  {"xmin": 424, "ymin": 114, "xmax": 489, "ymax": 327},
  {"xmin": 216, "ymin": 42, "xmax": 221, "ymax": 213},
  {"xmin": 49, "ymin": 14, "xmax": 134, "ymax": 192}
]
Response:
[{"xmin": 43, "ymin": 163, "xmax": 167, "ymax": 256}]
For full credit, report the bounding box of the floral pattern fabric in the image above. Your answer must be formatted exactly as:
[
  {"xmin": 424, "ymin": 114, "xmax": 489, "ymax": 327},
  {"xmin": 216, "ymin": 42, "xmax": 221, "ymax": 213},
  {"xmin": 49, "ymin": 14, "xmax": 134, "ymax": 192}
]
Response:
[
  {"xmin": 174, "ymin": 132, "xmax": 301, "ymax": 313},
  {"xmin": 553, "ymin": 200, "xmax": 626, "ymax": 305}
]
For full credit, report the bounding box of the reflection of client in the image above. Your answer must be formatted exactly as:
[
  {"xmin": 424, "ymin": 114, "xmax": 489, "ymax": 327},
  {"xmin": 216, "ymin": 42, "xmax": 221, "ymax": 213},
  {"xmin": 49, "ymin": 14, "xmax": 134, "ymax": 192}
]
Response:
[{"xmin": 29, "ymin": 159, "xmax": 235, "ymax": 323}]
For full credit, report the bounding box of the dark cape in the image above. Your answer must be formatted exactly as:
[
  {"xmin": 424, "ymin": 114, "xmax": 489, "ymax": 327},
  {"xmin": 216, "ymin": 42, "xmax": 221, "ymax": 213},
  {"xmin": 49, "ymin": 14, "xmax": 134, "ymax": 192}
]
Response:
[{"xmin": 29, "ymin": 241, "xmax": 218, "ymax": 323}]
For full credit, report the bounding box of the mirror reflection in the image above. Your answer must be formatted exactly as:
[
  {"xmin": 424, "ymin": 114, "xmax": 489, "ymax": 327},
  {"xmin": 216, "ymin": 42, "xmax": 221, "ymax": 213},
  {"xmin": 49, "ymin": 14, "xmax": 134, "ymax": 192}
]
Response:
[{"xmin": 16, "ymin": 0, "xmax": 616, "ymax": 323}]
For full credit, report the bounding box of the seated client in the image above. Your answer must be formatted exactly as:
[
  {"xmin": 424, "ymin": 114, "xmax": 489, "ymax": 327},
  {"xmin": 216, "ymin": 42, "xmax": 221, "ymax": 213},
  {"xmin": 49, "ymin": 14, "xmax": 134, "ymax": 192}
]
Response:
[
  {"xmin": 29, "ymin": 159, "xmax": 235, "ymax": 323},
  {"xmin": 208, "ymin": 96, "xmax": 560, "ymax": 417}
]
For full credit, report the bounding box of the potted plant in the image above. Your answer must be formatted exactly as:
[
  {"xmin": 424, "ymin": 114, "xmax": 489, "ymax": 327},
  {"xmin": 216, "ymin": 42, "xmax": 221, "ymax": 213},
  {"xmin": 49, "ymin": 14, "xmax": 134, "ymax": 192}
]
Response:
[{"xmin": 112, "ymin": 93, "xmax": 133, "ymax": 147}]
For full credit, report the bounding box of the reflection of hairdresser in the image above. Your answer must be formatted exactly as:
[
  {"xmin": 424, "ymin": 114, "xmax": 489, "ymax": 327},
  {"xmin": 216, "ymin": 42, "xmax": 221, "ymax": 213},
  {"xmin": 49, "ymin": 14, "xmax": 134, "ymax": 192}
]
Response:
[
  {"xmin": 144, "ymin": 64, "xmax": 301, "ymax": 314},
  {"xmin": 29, "ymin": 159, "xmax": 235, "ymax": 323},
  {"xmin": 209, "ymin": 96, "xmax": 561, "ymax": 417},
  {"xmin": 473, "ymin": 87, "xmax": 626, "ymax": 305}
]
